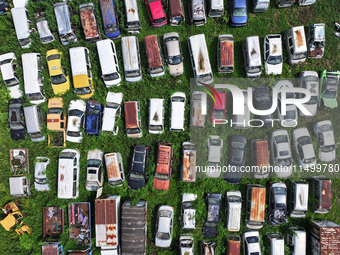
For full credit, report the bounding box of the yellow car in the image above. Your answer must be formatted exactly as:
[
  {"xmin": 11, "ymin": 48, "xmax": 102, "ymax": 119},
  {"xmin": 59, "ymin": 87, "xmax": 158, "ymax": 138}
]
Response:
[
  {"xmin": 46, "ymin": 49, "xmax": 70, "ymax": 95},
  {"xmin": 47, "ymin": 98, "xmax": 66, "ymax": 147}
]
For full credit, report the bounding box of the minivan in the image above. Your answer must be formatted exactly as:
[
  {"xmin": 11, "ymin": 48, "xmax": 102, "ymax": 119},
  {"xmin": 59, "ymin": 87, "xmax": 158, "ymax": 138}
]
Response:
[
  {"xmin": 22, "ymin": 53, "xmax": 45, "ymax": 105},
  {"xmin": 124, "ymin": 0, "xmax": 142, "ymax": 33},
  {"xmin": 23, "ymin": 105, "xmax": 45, "ymax": 142},
  {"xmin": 225, "ymin": 191, "xmax": 242, "ymax": 232},
  {"xmin": 169, "ymin": 0, "xmax": 185, "ymax": 25},
  {"xmin": 242, "ymin": 36, "xmax": 262, "ymax": 77},
  {"xmin": 188, "ymin": 0, "xmax": 207, "ymax": 26},
  {"xmin": 121, "ymin": 36, "xmax": 142, "ymax": 82},
  {"xmin": 149, "ymin": 98, "xmax": 164, "ymax": 134},
  {"xmin": 0, "ymin": 52, "xmax": 22, "ymax": 98},
  {"xmin": 251, "ymin": 139, "xmax": 270, "ymax": 178},
  {"xmin": 290, "ymin": 180, "xmax": 308, "ymax": 217},
  {"xmin": 144, "ymin": 35, "xmax": 165, "ymax": 77},
  {"xmin": 264, "ymin": 34, "xmax": 283, "ymax": 75},
  {"xmin": 181, "ymin": 142, "xmax": 196, "ymax": 182},
  {"xmin": 96, "ymin": 39, "xmax": 121, "ymax": 87},
  {"xmin": 9, "ymin": 176, "xmax": 31, "ymax": 197},
  {"xmin": 267, "ymin": 233, "xmax": 284, "ymax": 255},
  {"xmin": 285, "ymin": 26, "xmax": 307, "ymax": 64},
  {"xmin": 99, "ymin": 0, "xmax": 120, "ymax": 39},
  {"xmin": 190, "ymin": 91, "xmax": 207, "ymax": 127},
  {"xmin": 105, "ymin": 152, "xmax": 125, "ymax": 186},
  {"xmin": 188, "ymin": 34, "xmax": 213, "ymax": 84},
  {"xmin": 208, "ymin": 0, "xmax": 224, "ymax": 17},
  {"xmin": 287, "ymin": 227, "xmax": 306, "ymax": 255},
  {"xmin": 124, "ymin": 101, "xmax": 142, "ymax": 138},
  {"xmin": 79, "ymin": 3, "xmax": 101, "ymax": 43},
  {"xmin": 311, "ymin": 176, "xmax": 331, "ymax": 213},
  {"xmin": 53, "ymin": 2, "xmax": 77, "ymax": 45},
  {"xmin": 57, "ymin": 149, "xmax": 80, "ymax": 199},
  {"xmin": 217, "ymin": 34, "xmax": 234, "ymax": 73},
  {"xmin": 253, "ymin": 0, "xmax": 270, "ymax": 12},
  {"xmin": 170, "ymin": 92, "xmax": 186, "ymax": 131},
  {"xmin": 69, "ymin": 47, "xmax": 94, "ymax": 99},
  {"xmin": 246, "ymin": 184, "xmax": 266, "ymax": 229},
  {"xmin": 11, "ymin": 7, "xmax": 32, "ymax": 48}
]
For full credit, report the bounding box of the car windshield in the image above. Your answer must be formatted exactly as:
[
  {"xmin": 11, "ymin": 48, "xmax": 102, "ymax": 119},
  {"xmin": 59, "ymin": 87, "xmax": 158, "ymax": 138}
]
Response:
[
  {"xmin": 30, "ymin": 132, "xmax": 43, "ymax": 139},
  {"xmin": 306, "ymin": 96, "xmax": 318, "ymax": 105},
  {"xmin": 129, "ymin": 172, "xmax": 144, "ymax": 179},
  {"xmin": 275, "ymin": 203, "xmax": 286, "ymax": 208},
  {"xmin": 125, "ymin": 70, "xmax": 141, "ymax": 78},
  {"xmin": 75, "ymin": 87, "xmax": 91, "ymax": 96},
  {"xmin": 156, "ymin": 232, "xmax": 170, "ymax": 240},
  {"xmin": 26, "ymin": 93, "xmax": 43, "ymax": 101},
  {"xmin": 4, "ymin": 78, "xmax": 18, "ymax": 86},
  {"xmin": 87, "ymin": 159, "xmax": 101, "ymax": 167},
  {"xmin": 246, "ymin": 236, "xmax": 259, "ymax": 243},
  {"xmin": 134, "ymin": 152, "xmax": 144, "ymax": 162},
  {"xmin": 321, "ymin": 145, "xmax": 335, "ymax": 152},
  {"xmin": 69, "ymin": 110, "xmax": 83, "ymax": 117},
  {"xmin": 212, "ymin": 109, "xmax": 225, "ymax": 119},
  {"xmin": 88, "ymin": 109, "xmax": 100, "ymax": 115},
  {"xmin": 304, "ymin": 157, "xmax": 316, "ymax": 163},
  {"xmin": 103, "ymin": 72, "xmax": 119, "ymax": 81},
  {"xmin": 273, "ymin": 187, "xmax": 286, "ymax": 195},
  {"xmin": 277, "ymin": 158, "xmax": 291, "ymax": 166},
  {"xmin": 150, "ymin": 125, "xmax": 163, "ymax": 131},
  {"xmin": 168, "ymin": 55, "xmax": 182, "ymax": 65},
  {"xmin": 267, "ymin": 55, "xmax": 282, "ymax": 65},
  {"xmin": 172, "ymin": 96, "xmax": 185, "ymax": 103},
  {"xmin": 319, "ymin": 124, "xmax": 332, "ymax": 132},
  {"xmin": 231, "ymin": 141, "xmax": 245, "ymax": 149},
  {"xmin": 0, "ymin": 59, "xmax": 11, "ymax": 65},
  {"xmin": 51, "ymin": 74, "xmax": 67, "ymax": 85},
  {"xmin": 67, "ymin": 131, "xmax": 81, "ymax": 137},
  {"xmin": 47, "ymin": 54, "xmax": 60, "ymax": 61},
  {"xmin": 155, "ymin": 172, "xmax": 169, "ymax": 180},
  {"xmin": 283, "ymin": 110, "xmax": 296, "ymax": 120},
  {"xmin": 275, "ymin": 135, "xmax": 288, "ymax": 143},
  {"xmin": 48, "ymin": 108, "xmax": 62, "ymax": 114},
  {"xmin": 126, "ymin": 128, "xmax": 141, "ymax": 134},
  {"xmin": 233, "ymin": 7, "xmax": 246, "ymax": 17},
  {"xmin": 323, "ymin": 85, "xmax": 337, "ymax": 98},
  {"xmin": 210, "ymin": 139, "xmax": 221, "ymax": 146},
  {"xmin": 104, "ymin": 24, "xmax": 118, "ymax": 33},
  {"xmin": 35, "ymin": 178, "xmax": 48, "ymax": 184},
  {"xmin": 154, "ymin": 17, "xmax": 166, "ymax": 24},
  {"xmin": 297, "ymin": 136, "xmax": 312, "ymax": 146},
  {"xmin": 256, "ymin": 95, "xmax": 270, "ymax": 103}
]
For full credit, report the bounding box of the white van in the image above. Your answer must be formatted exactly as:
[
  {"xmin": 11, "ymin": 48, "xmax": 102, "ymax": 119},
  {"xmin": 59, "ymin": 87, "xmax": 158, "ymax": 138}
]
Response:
[
  {"xmin": 53, "ymin": 2, "xmax": 77, "ymax": 45},
  {"xmin": 102, "ymin": 92, "xmax": 123, "ymax": 134},
  {"xmin": 170, "ymin": 92, "xmax": 186, "ymax": 131},
  {"xmin": 58, "ymin": 149, "xmax": 80, "ymax": 199},
  {"xmin": 121, "ymin": 36, "xmax": 142, "ymax": 82},
  {"xmin": 285, "ymin": 26, "xmax": 307, "ymax": 64},
  {"xmin": 0, "ymin": 52, "xmax": 22, "ymax": 98},
  {"xmin": 149, "ymin": 98, "xmax": 164, "ymax": 134},
  {"xmin": 23, "ymin": 105, "xmax": 45, "ymax": 142},
  {"xmin": 226, "ymin": 191, "xmax": 242, "ymax": 232},
  {"xmin": 124, "ymin": 0, "xmax": 142, "ymax": 33},
  {"xmin": 243, "ymin": 36, "xmax": 262, "ymax": 77},
  {"xmin": 290, "ymin": 180, "xmax": 309, "ymax": 217},
  {"xmin": 96, "ymin": 39, "xmax": 121, "ymax": 87},
  {"xmin": 208, "ymin": 0, "xmax": 224, "ymax": 17},
  {"xmin": 11, "ymin": 7, "xmax": 32, "ymax": 48},
  {"xmin": 287, "ymin": 227, "xmax": 306, "ymax": 255},
  {"xmin": 187, "ymin": 34, "xmax": 213, "ymax": 85},
  {"xmin": 9, "ymin": 176, "xmax": 31, "ymax": 197},
  {"xmin": 267, "ymin": 233, "xmax": 284, "ymax": 255},
  {"xmin": 264, "ymin": 34, "xmax": 283, "ymax": 75},
  {"xmin": 22, "ymin": 53, "xmax": 45, "ymax": 104},
  {"xmin": 253, "ymin": 0, "xmax": 270, "ymax": 12}
]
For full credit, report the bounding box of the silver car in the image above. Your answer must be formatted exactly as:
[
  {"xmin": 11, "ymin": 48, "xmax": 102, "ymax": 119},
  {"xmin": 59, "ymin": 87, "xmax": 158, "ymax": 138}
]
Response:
[
  {"xmin": 155, "ymin": 205, "xmax": 174, "ymax": 247},
  {"xmin": 180, "ymin": 234, "xmax": 194, "ymax": 255},
  {"xmin": 163, "ymin": 32, "xmax": 184, "ymax": 76},
  {"xmin": 299, "ymin": 71, "xmax": 319, "ymax": 117},
  {"xmin": 314, "ymin": 120, "xmax": 336, "ymax": 162},
  {"xmin": 85, "ymin": 149, "xmax": 104, "ymax": 191},
  {"xmin": 34, "ymin": 157, "xmax": 50, "ymax": 191},
  {"xmin": 292, "ymin": 127, "xmax": 316, "ymax": 169},
  {"xmin": 207, "ymin": 135, "xmax": 223, "ymax": 165},
  {"xmin": 36, "ymin": 12, "xmax": 55, "ymax": 44}
]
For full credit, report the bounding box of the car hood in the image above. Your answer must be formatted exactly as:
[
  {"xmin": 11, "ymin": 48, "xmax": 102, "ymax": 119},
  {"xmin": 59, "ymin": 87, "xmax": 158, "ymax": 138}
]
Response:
[
  {"xmin": 322, "ymin": 97, "xmax": 338, "ymax": 108},
  {"xmin": 68, "ymin": 116, "xmax": 81, "ymax": 132},
  {"xmin": 300, "ymin": 103, "xmax": 317, "ymax": 117},
  {"xmin": 10, "ymin": 128, "xmax": 26, "ymax": 140},
  {"xmin": 265, "ymin": 62, "xmax": 282, "ymax": 75},
  {"xmin": 202, "ymin": 224, "xmax": 217, "ymax": 238},
  {"xmin": 168, "ymin": 63, "xmax": 184, "ymax": 76},
  {"xmin": 128, "ymin": 177, "xmax": 146, "ymax": 190},
  {"xmin": 231, "ymin": 15, "xmax": 247, "ymax": 24},
  {"xmin": 319, "ymin": 150, "xmax": 336, "ymax": 162}
]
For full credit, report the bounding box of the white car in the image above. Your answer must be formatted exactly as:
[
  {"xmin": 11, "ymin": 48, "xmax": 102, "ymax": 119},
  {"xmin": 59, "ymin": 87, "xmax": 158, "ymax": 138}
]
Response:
[
  {"xmin": 0, "ymin": 52, "xmax": 22, "ymax": 98},
  {"xmin": 34, "ymin": 157, "xmax": 50, "ymax": 191},
  {"xmin": 270, "ymin": 130, "xmax": 292, "ymax": 178},
  {"xmin": 180, "ymin": 234, "xmax": 194, "ymax": 255},
  {"xmin": 299, "ymin": 71, "xmax": 319, "ymax": 117},
  {"xmin": 85, "ymin": 149, "xmax": 104, "ymax": 191},
  {"xmin": 155, "ymin": 205, "xmax": 174, "ymax": 248},
  {"xmin": 243, "ymin": 230, "xmax": 262, "ymax": 255},
  {"xmin": 102, "ymin": 92, "xmax": 123, "ymax": 134},
  {"xmin": 314, "ymin": 120, "xmax": 336, "ymax": 162},
  {"xmin": 263, "ymin": 34, "xmax": 283, "ymax": 75},
  {"xmin": 292, "ymin": 127, "xmax": 316, "ymax": 169},
  {"xmin": 170, "ymin": 92, "xmax": 186, "ymax": 132},
  {"xmin": 36, "ymin": 14, "xmax": 55, "ymax": 44},
  {"xmin": 163, "ymin": 32, "xmax": 184, "ymax": 76},
  {"xmin": 275, "ymin": 80, "xmax": 298, "ymax": 127},
  {"xmin": 181, "ymin": 193, "xmax": 197, "ymax": 229},
  {"xmin": 66, "ymin": 100, "xmax": 86, "ymax": 143}
]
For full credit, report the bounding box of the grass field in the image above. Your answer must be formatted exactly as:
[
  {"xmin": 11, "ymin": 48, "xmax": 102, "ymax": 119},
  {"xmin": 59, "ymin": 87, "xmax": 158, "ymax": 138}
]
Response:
[{"xmin": 0, "ymin": 0, "xmax": 339, "ymax": 254}]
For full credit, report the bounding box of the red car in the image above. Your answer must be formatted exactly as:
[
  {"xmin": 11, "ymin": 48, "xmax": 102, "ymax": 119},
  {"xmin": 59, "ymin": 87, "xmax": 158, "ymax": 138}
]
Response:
[
  {"xmin": 210, "ymin": 90, "xmax": 227, "ymax": 124},
  {"xmin": 145, "ymin": 0, "xmax": 167, "ymax": 27},
  {"xmin": 153, "ymin": 142, "xmax": 173, "ymax": 190}
]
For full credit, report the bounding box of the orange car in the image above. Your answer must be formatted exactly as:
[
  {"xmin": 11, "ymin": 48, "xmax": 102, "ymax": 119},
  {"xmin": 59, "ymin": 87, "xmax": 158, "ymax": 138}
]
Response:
[{"xmin": 153, "ymin": 142, "xmax": 173, "ymax": 190}]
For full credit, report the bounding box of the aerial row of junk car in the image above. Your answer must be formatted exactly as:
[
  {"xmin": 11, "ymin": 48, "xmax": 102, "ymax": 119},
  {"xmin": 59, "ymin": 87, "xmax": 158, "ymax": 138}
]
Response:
[{"xmin": 1, "ymin": 0, "xmax": 340, "ymax": 254}]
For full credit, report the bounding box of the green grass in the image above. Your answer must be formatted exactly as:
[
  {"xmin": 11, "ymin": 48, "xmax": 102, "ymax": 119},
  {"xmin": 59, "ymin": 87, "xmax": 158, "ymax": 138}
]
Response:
[{"xmin": 0, "ymin": 0, "xmax": 339, "ymax": 254}]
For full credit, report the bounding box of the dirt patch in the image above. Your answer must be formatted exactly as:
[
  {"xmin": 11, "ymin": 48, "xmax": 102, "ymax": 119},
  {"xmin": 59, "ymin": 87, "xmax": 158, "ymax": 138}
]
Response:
[{"xmin": 297, "ymin": 6, "xmax": 315, "ymax": 24}]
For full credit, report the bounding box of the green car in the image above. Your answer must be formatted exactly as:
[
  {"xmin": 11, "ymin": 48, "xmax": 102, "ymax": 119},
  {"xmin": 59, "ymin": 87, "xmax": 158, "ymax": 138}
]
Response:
[{"xmin": 319, "ymin": 70, "xmax": 340, "ymax": 108}]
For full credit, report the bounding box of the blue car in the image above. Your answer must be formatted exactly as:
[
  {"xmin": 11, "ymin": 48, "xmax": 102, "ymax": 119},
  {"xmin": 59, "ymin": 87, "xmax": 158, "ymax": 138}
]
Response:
[
  {"xmin": 99, "ymin": 0, "xmax": 121, "ymax": 39},
  {"xmin": 86, "ymin": 100, "xmax": 102, "ymax": 135},
  {"xmin": 230, "ymin": 0, "xmax": 248, "ymax": 27}
]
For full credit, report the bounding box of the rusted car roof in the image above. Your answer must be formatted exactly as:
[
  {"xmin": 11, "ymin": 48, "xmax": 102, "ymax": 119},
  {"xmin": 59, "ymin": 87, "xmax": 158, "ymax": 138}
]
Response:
[
  {"xmin": 144, "ymin": 35, "xmax": 162, "ymax": 69},
  {"xmin": 125, "ymin": 102, "xmax": 138, "ymax": 128},
  {"xmin": 43, "ymin": 206, "xmax": 64, "ymax": 240},
  {"xmin": 221, "ymin": 40, "xmax": 233, "ymax": 67},
  {"xmin": 321, "ymin": 180, "xmax": 331, "ymax": 209},
  {"xmin": 156, "ymin": 143, "xmax": 172, "ymax": 174},
  {"xmin": 105, "ymin": 153, "xmax": 120, "ymax": 180},
  {"xmin": 100, "ymin": 0, "xmax": 117, "ymax": 25},
  {"xmin": 255, "ymin": 140, "xmax": 269, "ymax": 168},
  {"xmin": 228, "ymin": 240, "xmax": 240, "ymax": 255},
  {"xmin": 182, "ymin": 151, "xmax": 196, "ymax": 182},
  {"xmin": 169, "ymin": 0, "xmax": 184, "ymax": 17},
  {"xmin": 95, "ymin": 199, "xmax": 116, "ymax": 225},
  {"xmin": 80, "ymin": 8, "xmax": 100, "ymax": 39},
  {"xmin": 250, "ymin": 187, "xmax": 266, "ymax": 222},
  {"xmin": 42, "ymin": 244, "xmax": 59, "ymax": 255}
]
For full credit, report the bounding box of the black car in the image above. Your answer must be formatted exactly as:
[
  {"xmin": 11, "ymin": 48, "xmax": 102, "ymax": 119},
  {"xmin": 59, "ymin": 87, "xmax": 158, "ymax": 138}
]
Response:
[
  {"xmin": 253, "ymin": 86, "xmax": 273, "ymax": 128},
  {"xmin": 128, "ymin": 144, "xmax": 149, "ymax": 190},
  {"xmin": 8, "ymin": 99, "xmax": 26, "ymax": 140},
  {"xmin": 203, "ymin": 193, "xmax": 222, "ymax": 238},
  {"xmin": 0, "ymin": 0, "xmax": 9, "ymax": 15},
  {"xmin": 225, "ymin": 135, "xmax": 247, "ymax": 184},
  {"xmin": 268, "ymin": 182, "xmax": 287, "ymax": 225}
]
